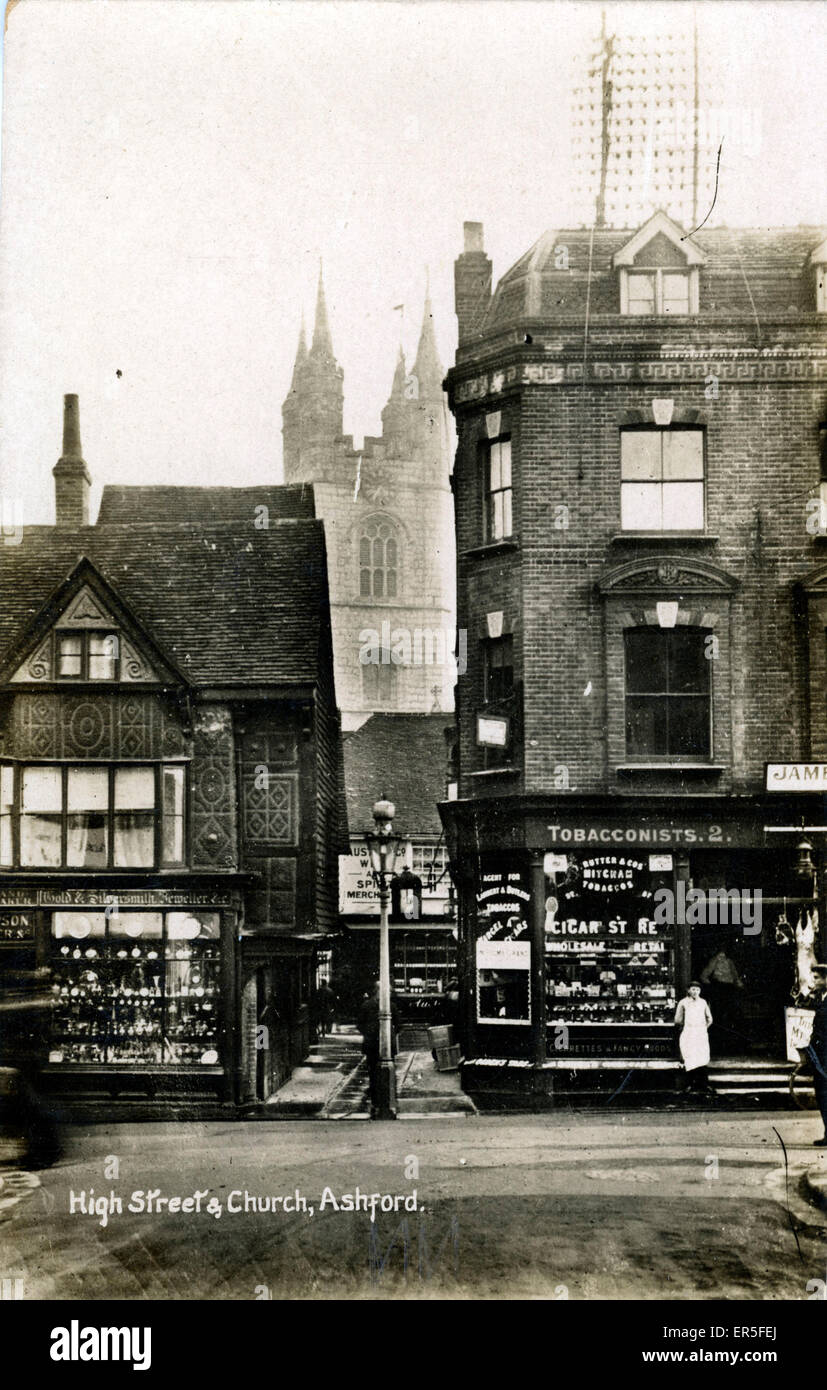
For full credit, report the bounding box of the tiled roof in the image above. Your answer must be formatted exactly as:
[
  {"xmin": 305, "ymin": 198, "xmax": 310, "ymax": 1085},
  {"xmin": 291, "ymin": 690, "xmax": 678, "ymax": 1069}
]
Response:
[
  {"xmin": 483, "ymin": 225, "xmax": 827, "ymax": 330},
  {"xmin": 343, "ymin": 714, "xmax": 450, "ymax": 837},
  {"xmin": 97, "ymin": 483, "xmax": 315, "ymax": 525},
  {"xmin": 0, "ymin": 520, "xmax": 331, "ymax": 687}
]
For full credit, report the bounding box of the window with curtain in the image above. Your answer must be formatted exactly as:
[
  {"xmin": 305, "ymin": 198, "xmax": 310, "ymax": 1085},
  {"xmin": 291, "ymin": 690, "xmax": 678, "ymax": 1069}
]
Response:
[
  {"xmin": 56, "ymin": 631, "xmax": 119, "ymax": 680},
  {"xmin": 66, "ymin": 767, "xmax": 109, "ymax": 867},
  {"xmin": 625, "ymin": 628, "xmax": 711, "ymax": 758},
  {"xmin": 1, "ymin": 763, "xmax": 186, "ymax": 869},
  {"xmin": 20, "ymin": 766, "xmax": 63, "ymax": 866},
  {"xmin": 114, "ymin": 767, "xmax": 156, "ymax": 867},
  {"xmin": 358, "ymin": 518, "xmax": 400, "ymax": 598},
  {"xmin": 620, "ymin": 429, "xmax": 704, "ymax": 531}
]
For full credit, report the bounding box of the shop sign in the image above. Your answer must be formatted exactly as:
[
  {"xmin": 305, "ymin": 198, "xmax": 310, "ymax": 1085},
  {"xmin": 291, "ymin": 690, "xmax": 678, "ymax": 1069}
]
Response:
[
  {"xmin": 475, "ymin": 864, "xmax": 531, "ymax": 1026},
  {"xmin": 766, "ymin": 763, "xmax": 827, "ymax": 792},
  {"xmin": 0, "ymin": 910, "xmax": 35, "ymax": 941},
  {"xmin": 338, "ymin": 849, "xmax": 449, "ymax": 918},
  {"xmin": 785, "ymin": 1006, "xmax": 815, "ymax": 1062},
  {"xmin": 339, "ymin": 849, "xmax": 379, "ymax": 915},
  {"xmin": 543, "ymin": 821, "xmax": 737, "ymax": 847},
  {"xmin": 0, "ymin": 888, "xmax": 235, "ymax": 909},
  {"xmin": 476, "ymin": 939, "xmax": 530, "ymax": 970},
  {"xmin": 580, "ymin": 855, "xmax": 646, "ymax": 894}
]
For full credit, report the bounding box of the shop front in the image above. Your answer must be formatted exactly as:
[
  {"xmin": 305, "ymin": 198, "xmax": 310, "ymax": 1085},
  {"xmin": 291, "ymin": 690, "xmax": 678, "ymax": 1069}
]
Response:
[
  {"xmin": 336, "ymin": 839, "xmax": 457, "ymax": 1029},
  {"xmin": 444, "ymin": 794, "xmax": 827, "ymax": 1104},
  {"xmin": 0, "ymin": 882, "xmax": 241, "ymax": 1115}
]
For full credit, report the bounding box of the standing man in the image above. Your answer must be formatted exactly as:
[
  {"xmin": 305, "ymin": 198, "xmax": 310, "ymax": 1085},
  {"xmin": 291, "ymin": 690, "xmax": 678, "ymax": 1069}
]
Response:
[
  {"xmin": 700, "ymin": 946, "xmax": 744, "ymax": 1050},
  {"xmin": 807, "ymin": 964, "xmax": 827, "ymax": 1147},
  {"xmin": 675, "ymin": 981, "xmax": 713, "ymax": 1094},
  {"xmin": 315, "ymin": 978, "xmax": 336, "ymax": 1040}
]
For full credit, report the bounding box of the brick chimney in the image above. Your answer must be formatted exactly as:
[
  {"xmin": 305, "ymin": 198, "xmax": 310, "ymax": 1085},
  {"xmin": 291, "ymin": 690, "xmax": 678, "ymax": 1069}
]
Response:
[
  {"xmin": 52, "ymin": 394, "xmax": 91, "ymax": 527},
  {"xmin": 454, "ymin": 222, "xmax": 492, "ymax": 344}
]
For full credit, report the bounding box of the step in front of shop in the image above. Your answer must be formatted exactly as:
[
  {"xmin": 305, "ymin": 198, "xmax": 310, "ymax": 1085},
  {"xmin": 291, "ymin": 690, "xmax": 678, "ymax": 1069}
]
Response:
[{"xmin": 461, "ymin": 1057, "xmax": 809, "ymax": 1109}]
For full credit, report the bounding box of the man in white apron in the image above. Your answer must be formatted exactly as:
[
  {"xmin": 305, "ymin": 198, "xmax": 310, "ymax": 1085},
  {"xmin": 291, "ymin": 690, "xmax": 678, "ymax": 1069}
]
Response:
[{"xmin": 675, "ymin": 981, "xmax": 713, "ymax": 1094}]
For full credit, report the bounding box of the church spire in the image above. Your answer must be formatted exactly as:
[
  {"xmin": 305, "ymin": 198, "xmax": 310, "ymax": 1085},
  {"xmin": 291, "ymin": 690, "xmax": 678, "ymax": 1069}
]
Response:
[
  {"xmin": 311, "ymin": 260, "xmax": 334, "ymax": 359},
  {"xmin": 412, "ymin": 278, "xmax": 444, "ymax": 397},
  {"xmin": 290, "ymin": 314, "xmax": 308, "ymax": 384},
  {"xmin": 381, "ymin": 343, "xmax": 410, "ymax": 444}
]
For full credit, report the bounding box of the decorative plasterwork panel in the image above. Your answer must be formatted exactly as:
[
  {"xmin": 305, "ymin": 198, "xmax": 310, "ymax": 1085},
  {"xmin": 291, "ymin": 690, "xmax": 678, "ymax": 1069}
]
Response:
[
  {"xmin": 598, "ymin": 557, "xmax": 739, "ymax": 597},
  {"xmin": 9, "ymin": 638, "xmax": 53, "ymax": 683},
  {"xmin": 191, "ymin": 706, "xmax": 237, "ymax": 869},
  {"xmin": 55, "ymin": 586, "xmax": 114, "ymax": 628}
]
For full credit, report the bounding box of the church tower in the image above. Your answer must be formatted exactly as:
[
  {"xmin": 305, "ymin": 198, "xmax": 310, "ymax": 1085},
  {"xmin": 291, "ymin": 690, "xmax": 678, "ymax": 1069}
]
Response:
[
  {"xmin": 281, "ymin": 277, "xmax": 455, "ymax": 731},
  {"xmin": 283, "ymin": 267, "xmax": 344, "ymax": 484}
]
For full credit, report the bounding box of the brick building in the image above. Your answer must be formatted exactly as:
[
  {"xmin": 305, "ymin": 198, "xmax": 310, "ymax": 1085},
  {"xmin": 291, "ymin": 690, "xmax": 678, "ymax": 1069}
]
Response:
[
  {"xmin": 0, "ymin": 397, "xmax": 346, "ymax": 1116},
  {"xmin": 441, "ymin": 214, "xmax": 827, "ymax": 1103},
  {"xmin": 282, "ymin": 271, "xmax": 455, "ymax": 729},
  {"xmin": 335, "ymin": 713, "xmax": 456, "ymax": 1029}
]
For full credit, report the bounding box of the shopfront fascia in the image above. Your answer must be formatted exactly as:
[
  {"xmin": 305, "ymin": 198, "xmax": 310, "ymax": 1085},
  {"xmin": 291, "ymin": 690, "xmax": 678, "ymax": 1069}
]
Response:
[
  {"xmin": 0, "ymin": 877, "xmax": 245, "ymax": 1109},
  {"xmin": 442, "ymin": 794, "xmax": 827, "ymax": 1084}
]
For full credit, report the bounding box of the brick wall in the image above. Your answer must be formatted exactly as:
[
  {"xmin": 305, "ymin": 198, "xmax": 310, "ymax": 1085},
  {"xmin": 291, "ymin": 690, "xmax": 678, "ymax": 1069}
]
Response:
[{"xmin": 451, "ymin": 311, "xmax": 827, "ymax": 800}]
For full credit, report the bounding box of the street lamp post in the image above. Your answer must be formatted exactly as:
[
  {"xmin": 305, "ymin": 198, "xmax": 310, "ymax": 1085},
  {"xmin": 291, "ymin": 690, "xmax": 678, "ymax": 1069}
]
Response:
[{"xmin": 366, "ymin": 798, "xmax": 400, "ymax": 1120}]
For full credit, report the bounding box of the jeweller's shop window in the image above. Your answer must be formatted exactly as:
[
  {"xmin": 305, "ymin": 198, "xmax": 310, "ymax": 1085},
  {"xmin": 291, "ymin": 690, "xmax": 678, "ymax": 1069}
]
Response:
[{"xmin": 48, "ymin": 910, "xmax": 220, "ymax": 1066}]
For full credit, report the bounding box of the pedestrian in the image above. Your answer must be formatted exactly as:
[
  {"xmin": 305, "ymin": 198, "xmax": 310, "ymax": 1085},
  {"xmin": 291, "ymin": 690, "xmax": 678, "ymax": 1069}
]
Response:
[
  {"xmin": 356, "ymin": 980, "xmax": 399, "ymax": 1119},
  {"xmin": 315, "ymin": 978, "xmax": 336, "ymax": 1039},
  {"xmin": 675, "ymin": 981, "xmax": 713, "ymax": 1094},
  {"xmin": 806, "ymin": 963, "xmax": 827, "ymax": 1147},
  {"xmin": 0, "ymin": 961, "xmax": 62, "ymax": 1169},
  {"xmin": 700, "ymin": 947, "xmax": 743, "ymax": 1051}
]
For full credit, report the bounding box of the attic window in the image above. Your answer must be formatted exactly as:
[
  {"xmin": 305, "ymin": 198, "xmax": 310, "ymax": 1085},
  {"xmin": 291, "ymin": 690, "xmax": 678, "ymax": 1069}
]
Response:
[
  {"xmin": 622, "ymin": 268, "xmax": 697, "ymax": 316},
  {"xmin": 56, "ymin": 631, "xmax": 119, "ymax": 681}
]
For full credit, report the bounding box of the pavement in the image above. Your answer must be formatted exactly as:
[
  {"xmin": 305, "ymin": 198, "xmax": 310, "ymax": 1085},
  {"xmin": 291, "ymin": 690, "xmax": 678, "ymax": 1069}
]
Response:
[
  {"xmin": 2, "ymin": 1108, "xmax": 826, "ymax": 1300},
  {"xmin": 260, "ymin": 1026, "xmax": 475, "ymax": 1118}
]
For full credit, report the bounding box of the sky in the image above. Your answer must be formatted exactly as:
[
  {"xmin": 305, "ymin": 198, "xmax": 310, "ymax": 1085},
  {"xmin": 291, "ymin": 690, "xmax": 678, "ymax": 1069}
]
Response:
[{"xmin": 0, "ymin": 0, "xmax": 825, "ymax": 524}]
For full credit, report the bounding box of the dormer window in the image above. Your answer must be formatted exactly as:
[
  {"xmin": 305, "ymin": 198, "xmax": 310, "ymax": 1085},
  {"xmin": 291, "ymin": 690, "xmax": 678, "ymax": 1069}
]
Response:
[
  {"xmin": 627, "ymin": 269, "xmax": 691, "ymax": 316},
  {"xmin": 613, "ymin": 211, "xmax": 705, "ymax": 318}
]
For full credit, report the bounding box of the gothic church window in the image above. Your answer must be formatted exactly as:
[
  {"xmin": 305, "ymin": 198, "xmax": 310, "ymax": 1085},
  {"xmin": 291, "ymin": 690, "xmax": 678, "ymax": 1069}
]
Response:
[
  {"xmin": 362, "ymin": 662, "xmax": 398, "ymax": 707},
  {"xmin": 358, "ymin": 517, "xmax": 400, "ymax": 598}
]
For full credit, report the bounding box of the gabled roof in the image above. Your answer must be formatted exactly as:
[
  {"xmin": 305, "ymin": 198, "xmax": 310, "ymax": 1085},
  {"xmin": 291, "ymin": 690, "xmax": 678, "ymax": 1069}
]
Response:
[
  {"xmin": 0, "ymin": 557, "xmax": 185, "ymax": 686},
  {"xmin": 343, "ymin": 713, "xmax": 450, "ymax": 838},
  {"xmin": 97, "ymin": 483, "xmax": 315, "ymax": 526},
  {"xmin": 0, "ymin": 519, "xmax": 331, "ymax": 688},
  {"xmin": 612, "ymin": 210, "xmax": 706, "ymax": 267}
]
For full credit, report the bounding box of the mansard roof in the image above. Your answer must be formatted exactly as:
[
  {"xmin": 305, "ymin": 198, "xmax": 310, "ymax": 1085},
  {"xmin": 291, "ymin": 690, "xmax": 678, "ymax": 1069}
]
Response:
[
  {"xmin": 343, "ymin": 713, "xmax": 450, "ymax": 837},
  {"xmin": 0, "ymin": 516, "xmax": 331, "ymax": 689},
  {"xmin": 482, "ymin": 223, "xmax": 827, "ymax": 331},
  {"xmin": 97, "ymin": 483, "xmax": 315, "ymax": 526}
]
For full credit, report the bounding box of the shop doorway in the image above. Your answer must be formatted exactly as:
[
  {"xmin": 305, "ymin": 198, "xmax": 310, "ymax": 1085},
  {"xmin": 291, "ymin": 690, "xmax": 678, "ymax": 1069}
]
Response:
[{"xmin": 689, "ymin": 850, "xmax": 797, "ymax": 1061}]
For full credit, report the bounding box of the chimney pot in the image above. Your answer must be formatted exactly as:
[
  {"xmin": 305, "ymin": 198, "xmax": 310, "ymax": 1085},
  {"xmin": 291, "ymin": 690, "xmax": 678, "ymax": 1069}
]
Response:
[
  {"xmin": 53, "ymin": 394, "xmax": 91, "ymax": 527},
  {"xmin": 463, "ymin": 221, "xmax": 485, "ymax": 253},
  {"xmin": 61, "ymin": 393, "xmax": 83, "ymax": 460}
]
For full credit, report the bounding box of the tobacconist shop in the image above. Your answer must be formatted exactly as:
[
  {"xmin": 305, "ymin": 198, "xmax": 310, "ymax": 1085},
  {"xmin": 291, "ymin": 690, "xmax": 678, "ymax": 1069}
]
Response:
[{"xmin": 441, "ymin": 792, "xmax": 827, "ymax": 1103}]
